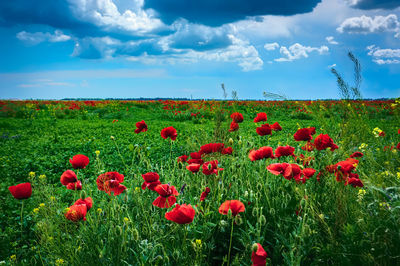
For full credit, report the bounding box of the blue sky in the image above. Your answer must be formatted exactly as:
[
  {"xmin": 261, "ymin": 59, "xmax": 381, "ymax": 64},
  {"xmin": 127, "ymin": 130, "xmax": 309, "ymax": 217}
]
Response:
[{"xmin": 0, "ymin": 0, "xmax": 399, "ymax": 100}]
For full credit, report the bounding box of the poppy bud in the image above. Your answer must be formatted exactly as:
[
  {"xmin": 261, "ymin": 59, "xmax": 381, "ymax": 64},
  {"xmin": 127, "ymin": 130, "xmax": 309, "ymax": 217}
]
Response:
[
  {"xmin": 132, "ymin": 228, "xmax": 139, "ymax": 240},
  {"xmin": 252, "ymin": 207, "xmax": 259, "ymax": 217},
  {"xmin": 228, "ymin": 138, "xmax": 234, "ymax": 145},
  {"xmin": 252, "ymin": 243, "xmax": 259, "ymax": 252},
  {"xmin": 227, "ymin": 209, "xmax": 232, "ymax": 219},
  {"xmin": 80, "ymin": 190, "xmax": 87, "ymax": 199},
  {"xmin": 259, "ymin": 214, "xmax": 266, "ymax": 225}
]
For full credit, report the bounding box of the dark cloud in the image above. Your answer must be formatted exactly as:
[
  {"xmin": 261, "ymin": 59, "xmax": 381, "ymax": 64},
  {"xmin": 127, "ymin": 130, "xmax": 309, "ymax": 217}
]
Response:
[
  {"xmin": 352, "ymin": 0, "xmax": 400, "ymax": 10},
  {"xmin": 144, "ymin": 0, "xmax": 322, "ymax": 26}
]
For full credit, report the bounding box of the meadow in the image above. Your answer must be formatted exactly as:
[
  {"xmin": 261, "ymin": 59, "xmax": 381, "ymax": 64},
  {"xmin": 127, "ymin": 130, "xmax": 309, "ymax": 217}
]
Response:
[{"xmin": 0, "ymin": 99, "xmax": 399, "ymax": 265}]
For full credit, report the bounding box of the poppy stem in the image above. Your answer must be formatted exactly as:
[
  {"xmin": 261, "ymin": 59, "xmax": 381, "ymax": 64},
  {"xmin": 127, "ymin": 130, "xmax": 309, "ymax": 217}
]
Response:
[
  {"xmin": 20, "ymin": 201, "xmax": 24, "ymax": 241},
  {"xmin": 227, "ymin": 218, "xmax": 234, "ymax": 266}
]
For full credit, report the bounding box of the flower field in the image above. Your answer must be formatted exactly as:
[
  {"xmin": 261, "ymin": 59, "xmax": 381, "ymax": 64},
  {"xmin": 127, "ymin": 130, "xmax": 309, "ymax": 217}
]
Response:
[{"xmin": 1, "ymin": 99, "xmax": 399, "ymax": 265}]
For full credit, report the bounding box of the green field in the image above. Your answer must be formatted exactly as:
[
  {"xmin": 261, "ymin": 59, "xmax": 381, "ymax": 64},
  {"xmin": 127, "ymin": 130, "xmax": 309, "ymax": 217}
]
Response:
[{"xmin": 1, "ymin": 99, "xmax": 399, "ymax": 265}]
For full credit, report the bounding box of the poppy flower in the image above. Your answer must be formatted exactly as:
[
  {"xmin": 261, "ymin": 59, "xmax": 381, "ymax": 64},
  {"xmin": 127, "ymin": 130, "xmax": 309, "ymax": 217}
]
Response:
[
  {"xmin": 161, "ymin": 126, "xmax": 177, "ymax": 141},
  {"xmin": 283, "ymin": 164, "xmax": 302, "ymax": 181},
  {"xmin": 60, "ymin": 170, "xmax": 77, "ymax": 186},
  {"xmin": 270, "ymin": 122, "xmax": 282, "ymax": 131},
  {"xmin": 297, "ymin": 168, "xmax": 316, "ymax": 183},
  {"xmin": 200, "ymin": 143, "xmax": 224, "ymax": 154},
  {"xmin": 274, "ymin": 146, "xmax": 295, "ymax": 158},
  {"xmin": 202, "ymin": 160, "xmax": 223, "ymax": 175},
  {"xmin": 96, "ymin": 172, "xmax": 126, "ymax": 196},
  {"xmin": 66, "ymin": 180, "xmax": 82, "ymax": 190},
  {"xmin": 346, "ymin": 175, "xmax": 364, "ymax": 187},
  {"xmin": 231, "ymin": 112, "xmax": 244, "ymax": 123},
  {"xmin": 397, "ymin": 142, "xmax": 400, "ymax": 150},
  {"xmin": 254, "ymin": 112, "xmax": 267, "ymax": 123},
  {"xmin": 222, "ymin": 147, "xmax": 233, "ymax": 155},
  {"xmin": 177, "ymin": 155, "xmax": 188, "ymax": 163},
  {"xmin": 293, "ymin": 128, "xmax": 314, "ymax": 141},
  {"xmin": 65, "ymin": 204, "xmax": 87, "ymax": 222},
  {"xmin": 141, "ymin": 172, "xmax": 161, "ymax": 191},
  {"xmin": 186, "ymin": 163, "xmax": 201, "ymax": 173},
  {"xmin": 350, "ymin": 152, "xmax": 364, "ymax": 158},
  {"xmin": 74, "ymin": 197, "xmax": 93, "ymax": 211},
  {"xmin": 165, "ymin": 204, "xmax": 195, "ymax": 224},
  {"xmin": 314, "ymin": 134, "xmax": 338, "ymax": 151},
  {"xmin": 69, "ymin": 154, "xmax": 89, "ymax": 169},
  {"xmin": 249, "ymin": 147, "xmax": 274, "ymax": 161},
  {"xmin": 251, "ymin": 243, "xmax": 268, "ymax": 266},
  {"xmin": 153, "ymin": 184, "xmax": 179, "ymax": 208},
  {"xmin": 219, "ymin": 200, "xmax": 245, "ymax": 216},
  {"xmin": 134, "ymin": 120, "xmax": 148, "ymax": 134},
  {"xmin": 8, "ymin": 182, "xmax": 32, "ymax": 199},
  {"xmin": 188, "ymin": 152, "xmax": 204, "ymax": 165},
  {"xmin": 267, "ymin": 163, "xmax": 290, "ymax": 175},
  {"xmin": 256, "ymin": 124, "xmax": 272, "ymax": 136},
  {"xmin": 200, "ymin": 187, "xmax": 211, "ymax": 201},
  {"xmin": 229, "ymin": 121, "xmax": 239, "ymax": 132}
]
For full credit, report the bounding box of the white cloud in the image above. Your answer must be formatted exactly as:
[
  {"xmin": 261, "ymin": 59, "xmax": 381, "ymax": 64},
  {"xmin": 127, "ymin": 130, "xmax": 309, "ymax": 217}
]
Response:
[
  {"xmin": 17, "ymin": 30, "xmax": 71, "ymax": 44},
  {"xmin": 337, "ymin": 14, "xmax": 400, "ymax": 37},
  {"xmin": 264, "ymin": 42, "xmax": 279, "ymax": 51},
  {"xmin": 367, "ymin": 45, "xmax": 400, "ymax": 64},
  {"xmin": 326, "ymin": 36, "xmax": 339, "ymax": 44},
  {"xmin": 274, "ymin": 43, "xmax": 329, "ymax": 62}
]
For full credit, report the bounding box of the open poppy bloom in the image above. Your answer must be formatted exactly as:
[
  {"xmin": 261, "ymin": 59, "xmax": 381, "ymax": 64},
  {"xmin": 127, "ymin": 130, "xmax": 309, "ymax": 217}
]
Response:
[
  {"xmin": 69, "ymin": 154, "xmax": 89, "ymax": 169},
  {"xmin": 8, "ymin": 182, "xmax": 32, "ymax": 199},
  {"xmin": 251, "ymin": 243, "xmax": 268, "ymax": 266},
  {"xmin": 200, "ymin": 143, "xmax": 224, "ymax": 154},
  {"xmin": 267, "ymin": 163, "xmax": 290, "ymax": 175},
  {"xmin": 97, "ymin": 171, "xmax": 126, "ymax": 196},
  {"xmin": 134, "ymin": 120, "xmax": 148, "ymax": 134},
  {"xmin": 202, "ymin": 160, "xmax": 223, "ymax": 175},
  {"xmin": 293, "ymin": 128, "xmax": 315, "ymax": 141},
  {"xmin": 177, "ymin": 155, "xmax": 188, "ymax": 163},
  {"xmin": 219, "ymin": 200, "xmax": 245, "ymax": 216},
  {"xmin": 313, "ymin": 134, "xmax": 338, "ymax": 151},
  {"xmin": 60, "ymin": 170, "xmax": 77, "ymax": 186},
  {"xmin": 153, "ymin": 184, "xmax": 179, "ymax": 208},
  {"xmin": 231, "ymin": 112, "xmax": 244, "ymax": 123},
  {"xmin": 346, "ymin": 173, "xmax": 364, "ymax": 187},
  {"xmin": 256, "ymin": 124, "xmax": 272, "ymax": 136},
  {"xmin": 222, "ymin": 147, "xmax": 233, "ymax": 155},
  {"xmin": 187, "ymin": 151, "xmax": 204, "ymax": 165},
  {"xmin": 186, "ymin": 163, "xmax": 201, "ymax": 173},
  {"xmin": 350, "ymin": 151, "xmax": 364, "ymax": 158},
  {"xmin": 66, "ymin": 180, "xmax": 82, "ymax": 190},
  {"xmin": 270, "ymin": 122, "xmax": 282, "ymax": 131},
  {"xmin": 229, "ymin": 121, "xmax": 239, "ymax": 132},
  {"xmin": 249, "ymin": 146, "xmax": 274, "ymax": 161},
  {"xmin": 165, "ymin": 204, "xmax": 195, "ymax": 224},
  {"xmin": 161, "ymin": 126, "xmax": 177, "ymax": 140},
  {"xmin": 200, "ymin": 187, "xmax": 211, "ymax": 201},
  {"xmin": 74, "ymin": 197, "xmax": 93, "ymax": 211},
  {"xmin": 65, "ymin": 204, "xmax": 88, "ymax": 222},
  {"xmin": 274, "ymin": 145, "xmax": 295, "ymax": 158},
  {"xmin": 254, "ymin": 112, "xmax": 267, "ymax": 123},
  {"xmin": 141, "ymin": 172, "xmax": 161, "ymax": 191}
]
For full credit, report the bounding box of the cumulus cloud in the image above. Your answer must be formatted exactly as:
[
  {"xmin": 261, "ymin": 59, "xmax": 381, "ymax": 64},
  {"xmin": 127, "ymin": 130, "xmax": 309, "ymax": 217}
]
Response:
[
  {"xmin": 264, "ymin": 42, "xmax": 280, "ymax": 51},
  {"xmin": 144, "ymin": 0, "xmax": 322, "ymax": 26},
  {"xmin": 16, "ymin": 30, "xmax": 71, "ymax": 44},
  {"xmin": 274, "ymin": 43, "xmax": 329, "ymax": 62},
  {"xmin": 349, "ymin": 0, "xmax": 400, "ymax": 10},
  {"xmin": 337, "ymin": 14, "xmax": 399, "ymax": 37},
  {"xmin": 367, "ymin": 45, "xmax": 400, "ymax": 64},
  {"xmin": 326, "ymin": 36, "xmax": 339, "ymax": 44}
]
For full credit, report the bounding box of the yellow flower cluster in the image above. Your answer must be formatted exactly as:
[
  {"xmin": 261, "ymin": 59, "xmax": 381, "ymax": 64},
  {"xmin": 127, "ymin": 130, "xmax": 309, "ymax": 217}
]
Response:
[{"xmin": 372, "ymin": 127, "xmax": 383, "ymax": 138}]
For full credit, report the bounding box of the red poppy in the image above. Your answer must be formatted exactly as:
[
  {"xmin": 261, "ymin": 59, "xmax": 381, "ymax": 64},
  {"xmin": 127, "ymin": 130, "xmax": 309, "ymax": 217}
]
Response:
[
  {"xmin": 66, "ymin": 180, "xmax": 82, "ymax": 190},
  {"xmin": 249, "ymin": 146, "xmax": 274, "ymax": 161},
  {"xmin": 188, "ymin": 152, "xmax": 204, "ymax": 165},
  {"xmin": 313, "ymin": 134, "xmax": 338, "ymax": 151},
  {"xmin": 253, "ymin": 112, "xmax": 267, "ymax": 123},
  {"xmin": 153, "ymin": 184, "xmax": 179, "ymax": 208},
  {"xmin": 134, "ymin": 120, "xmax": 148, "ymax": 134},
  {"xmin": 219, "ymin": 200, "xmax": 245, "ymax": 216},
  {"xmin": 161, "ymin": 126, "xmax": 177, "ymax": 141},
  {"xmin": 200, "ymin": 143, "xmax": 224, "ymax": 154},
  {"xmin": 397, "ymin": 142, "xmax": 400, "ymax": 150},
  {"xmin": 165, "ymin": 204, "xmax": 195, "ymax": 224},
  {"xmin": 379, "ymin": 131, "xmax": 385, "ymax": 137},
  {"xmin": 202, "ymin": 160, "xmax": 223, "ymax": 175},
  {"xmin": 256, "ymin": 124, "xmax": 272, "ymax": 136},
  {"xmin": 231, "ymin": 112, "xmax": 244, "ymax": 123},
  {"xmin": 293, "ymin": 128, "xmax": 314, "ymax": 141},
  {"xmin": 274, "ymin": 146, "xmax": 295, "ymax": 158},
  {"xmin": 346, "ymin": 175, "xmax": 364, "ymax": 187},
  {"xmin": 267, "ymin": 163, "xmax": 290, "ymax": 175},
  {"xmin": 298, "ymin": 168, "xmax": 316, "ymax": 183},
  {"xmin": 177, "ymin": 155, "xmax": 188, "ymax": 163},
  {"xmin": 229, "ymin": 121, "xmax": 239, "ymax": 132},
  {"xmin": 222, "ymin": 147, "xmax": 233, "ymax": 155},
  {"xmin": 251, "ymin": 243, "xmax": 268, "ymax": 266},
  {"xmin": 186, "ymin": 163, "xmax": 201, "ymax": 173},
  {"xmin": 60, "ymin": 170, "xmax": 77, "ymax": 186},
  {"xmin": 333, "ymin": 158, "xmax": 358, "ymax": 181},
  {"xmin": 200, "ymin": 187, "xmax": 211, "ymax": 201},
  {"xmin": 105, "ymin": 180, "xmax": 127, "ymax": 196},
  {"xmin": 350, "ymin": 151, "xmax": 364, "ymax": 158},
  {"xmin": 283, "ymin": 164, "xmax": 302, "ymax": 181},
  {"xmin": 141, "ymin": 172, "xmax": 161, "ymax": 191},
  {"xmin": 74, "ymin": 197, "xmax": 93, "ymax": 211},
  {"xmin": 69, "ymin": 154, "xmax": 89, "ymax": 169},
  {"xmin": 96, "ymin": 172, "xmax": 126, "ymax": 195},
  {"xmin": 65, "ymin": 204, "xmax": 87, "ymax": 222},
  {"xmin": 270, "ymin": 122, "xmax": 282, "ymax": 131},
  {"xmin": 8, "ymin": 182, "xmax": 32, "ymax": 199}
]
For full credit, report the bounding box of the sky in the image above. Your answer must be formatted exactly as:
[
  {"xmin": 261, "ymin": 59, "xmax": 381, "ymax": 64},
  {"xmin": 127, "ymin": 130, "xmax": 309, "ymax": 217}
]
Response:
[{"xmin": 0, "ymin": 0, "xmax": 399, "ymax": 100}]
